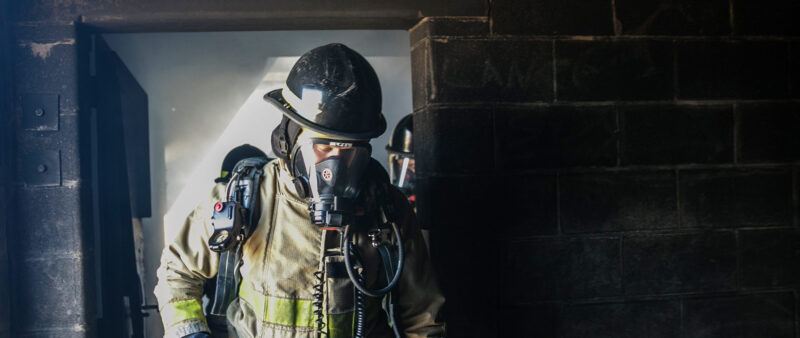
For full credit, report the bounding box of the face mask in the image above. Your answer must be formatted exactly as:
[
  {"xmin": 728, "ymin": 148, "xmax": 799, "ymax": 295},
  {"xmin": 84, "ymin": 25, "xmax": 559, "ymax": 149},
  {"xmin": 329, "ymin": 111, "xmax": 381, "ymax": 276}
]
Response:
[
  {"xmin": 388, "ymin": 154, "xmax": 415, "ymax": 202},
  {"xmin": 291, "ymin": 138, "xmax": 372, "ymax": 226}
]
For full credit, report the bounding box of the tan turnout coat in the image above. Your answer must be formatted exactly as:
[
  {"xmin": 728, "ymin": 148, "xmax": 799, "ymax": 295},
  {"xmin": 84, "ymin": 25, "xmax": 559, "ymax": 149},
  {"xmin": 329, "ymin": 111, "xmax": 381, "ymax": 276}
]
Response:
[{"xmin": 155, "ymin": 159, "xmax": 445, "ymax": 338}]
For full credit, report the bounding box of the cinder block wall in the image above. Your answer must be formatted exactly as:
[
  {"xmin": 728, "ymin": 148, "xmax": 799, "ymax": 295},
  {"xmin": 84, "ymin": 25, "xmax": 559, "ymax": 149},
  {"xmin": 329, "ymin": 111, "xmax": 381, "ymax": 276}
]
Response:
[
  {"xmin": 411, "ymin": 2, "xmax": 799, "ymax": 336},
  {"xmin": 6, "ymin": 20, "xmax": 95, "ymax": 338},
  {"xmin": 0, "ymin": 0, "xmax": 12, "ymax": 336}
]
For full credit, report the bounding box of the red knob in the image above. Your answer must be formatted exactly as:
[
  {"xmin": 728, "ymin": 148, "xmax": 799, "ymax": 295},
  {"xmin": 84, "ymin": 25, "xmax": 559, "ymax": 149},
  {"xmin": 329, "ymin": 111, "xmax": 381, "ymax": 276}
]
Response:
[{"xmin": 214, "ymin": 202, "xmax": 224, "ymax": 212}]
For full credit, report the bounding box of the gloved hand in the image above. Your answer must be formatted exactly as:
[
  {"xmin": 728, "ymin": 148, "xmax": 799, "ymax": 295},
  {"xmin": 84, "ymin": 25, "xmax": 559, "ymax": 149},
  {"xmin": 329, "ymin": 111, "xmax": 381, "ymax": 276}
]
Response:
[{"xmin": 182, "ymin": 332, "xmax": 210, "ymax": 338}]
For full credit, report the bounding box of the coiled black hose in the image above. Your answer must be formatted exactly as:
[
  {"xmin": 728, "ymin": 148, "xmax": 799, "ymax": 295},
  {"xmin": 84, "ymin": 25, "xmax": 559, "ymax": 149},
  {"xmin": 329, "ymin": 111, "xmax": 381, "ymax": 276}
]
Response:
[
  {"xmin": 312, "ymin": 269, "xmax": 326, "ymax": 336},
  {"xmin": 342, "ymin": 222, "xmax": 404, "ymax": 297},
  {"xmin": 354, "ymin": 269, "xmax": 367, "ymax": 338}
]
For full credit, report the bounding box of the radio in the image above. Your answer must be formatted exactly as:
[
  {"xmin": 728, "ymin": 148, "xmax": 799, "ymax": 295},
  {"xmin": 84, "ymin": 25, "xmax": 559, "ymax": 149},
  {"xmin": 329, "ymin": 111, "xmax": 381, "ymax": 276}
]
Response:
[{"xmin": 209, "ymin": 201, "xmax": 246, "ymax": 252}]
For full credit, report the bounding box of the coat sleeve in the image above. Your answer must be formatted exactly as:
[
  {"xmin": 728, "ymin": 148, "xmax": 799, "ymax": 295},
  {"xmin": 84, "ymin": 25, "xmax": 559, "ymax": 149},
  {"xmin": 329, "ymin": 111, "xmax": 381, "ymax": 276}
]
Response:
[
  {"xmin": 154, "ymin": 184, "xmax": 224, "ymax": 338},
  {"xmin": 391, "ymin": 188, "xmax": 447, "ymax": 338}
]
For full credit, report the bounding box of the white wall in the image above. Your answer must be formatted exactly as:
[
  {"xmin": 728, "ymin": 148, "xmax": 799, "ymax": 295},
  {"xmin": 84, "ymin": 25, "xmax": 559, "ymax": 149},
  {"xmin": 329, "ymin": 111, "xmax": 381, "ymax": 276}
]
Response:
[{"xmin": 104, "ymin": 30, "xmax": 412, "ymax": 337}]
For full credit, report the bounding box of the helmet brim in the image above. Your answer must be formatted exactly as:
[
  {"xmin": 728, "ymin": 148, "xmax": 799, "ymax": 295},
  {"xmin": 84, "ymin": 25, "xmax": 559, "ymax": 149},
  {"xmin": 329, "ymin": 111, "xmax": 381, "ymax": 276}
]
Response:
[{"xmin": 264, "ymin": 88, "xmax": 386, "ymax": 140}]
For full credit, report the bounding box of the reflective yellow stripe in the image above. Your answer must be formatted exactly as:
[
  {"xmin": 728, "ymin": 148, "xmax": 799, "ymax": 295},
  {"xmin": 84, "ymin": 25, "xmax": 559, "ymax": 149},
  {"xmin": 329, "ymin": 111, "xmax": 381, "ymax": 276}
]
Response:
[
  {"xmin": 265, "ymin": 296, "xmax": 315, "ymax": 327},
  {"xmin": 239, "ymin": 281, "xmax": 265, "ymax": 321},
  {"xmin": 239, "ymin": 282, "xmax": 315, "ymax": 327},
  {"xmin": 238, "ymin": 282, "xmax": 384, "ymax": 335},
  {"xmin": 162, "ymin": 299, "xmax": 205, "ymax": 327}
]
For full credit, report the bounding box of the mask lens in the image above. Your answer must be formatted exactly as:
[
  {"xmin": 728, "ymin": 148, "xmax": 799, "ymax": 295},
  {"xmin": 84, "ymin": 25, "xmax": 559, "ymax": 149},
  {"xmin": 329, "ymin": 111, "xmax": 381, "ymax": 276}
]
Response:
[
  {"xmin": 389, "ymin": 154, "xmax": 415, "ymax": 186},
  {"xmin": 312, "ymin": 143, "xmax": 363, "ymax": 166},
  {"xmin": 298, "ymin": 139, "xmax": 371, "ymax": 200}
]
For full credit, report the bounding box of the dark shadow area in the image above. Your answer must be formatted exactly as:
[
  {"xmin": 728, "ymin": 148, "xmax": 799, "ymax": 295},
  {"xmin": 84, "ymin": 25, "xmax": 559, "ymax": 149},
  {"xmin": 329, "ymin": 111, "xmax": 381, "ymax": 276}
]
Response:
[{"xmin": 2, "ymin": 0, "xmax": 799, "ymax": 337}]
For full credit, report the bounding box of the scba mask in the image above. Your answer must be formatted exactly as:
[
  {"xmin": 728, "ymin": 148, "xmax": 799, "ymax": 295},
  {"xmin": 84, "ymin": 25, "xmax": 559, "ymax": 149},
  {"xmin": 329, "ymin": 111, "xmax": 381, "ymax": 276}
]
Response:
[
  {"xmin": 388, "ymin": 153, "xmax": 415, "ymax": 198},
  {"xmin": 291, "ymin": 137, "xmax": 372, "ymax": 226}
]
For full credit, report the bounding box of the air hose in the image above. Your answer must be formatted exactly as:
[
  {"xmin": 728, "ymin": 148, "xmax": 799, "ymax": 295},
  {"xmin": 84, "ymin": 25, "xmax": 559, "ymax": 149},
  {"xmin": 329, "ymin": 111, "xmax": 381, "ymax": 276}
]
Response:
[
  {"xmin": 342, "ymin": 222, "xmax": 404, "ymax": 297},
  {"xmin": 377, "ymin": 243, "xmax": 402, "ymax": 338},
  {"xmin": 353, "ymin": 272, "xmax": 367, "ymax": 338}
]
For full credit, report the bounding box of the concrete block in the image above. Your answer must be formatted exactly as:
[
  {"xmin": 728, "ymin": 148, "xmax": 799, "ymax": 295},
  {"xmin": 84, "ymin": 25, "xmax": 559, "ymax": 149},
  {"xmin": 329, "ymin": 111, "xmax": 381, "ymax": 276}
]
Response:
[
  {"xmin": 15, "ymin": 186, "xmax": 82, "ymax": 257},
  {"xmin": 556, "ymin": 40, "xmax": 673, "ymax": 101},
  {"xmin": 499, "ymin": 305, "xmax": 560, "ymax": 337},
  {"xmin": 495, "ymin": 105, "xmax": 617, "ymax": 169},
  {"xmin": 491, "ymin": 0, "xmax": 614, "ymax": 35},
  {"xmin": 422, "ymin": 172, "xmax": 557, "ymax": 238},
  {"xmin": 422, "ymin": 175, "xmax": 497, "ymax": 232},
  {"xmin": 433, "ymin": 232, "xmax": 500, "ymax": 338},
  {"xmin": 733, "ymin": 0, "xmax": 800, "ymax": 35},
  {"xmin": 619, "ymin": 104, "xmax": 734, "ymax": 165},
  {"xmin": 503, "ymin": 236, "xmax": 622, "ymax": 302},
  {"xmin": 677, "ymin": 41, "xmax": 789, "ymax": 99},
  {"xmin": 409, "ymin": 17, "xmax": 488, "ymax": 45},
  {"xmin": 427, "ymin": 39, "xmax": 553, "ymax": 104},
  {"xmin": 738, "ymin": 102, "xmax": 800, "ymax": 162},
  {"xmin": 615, "ymin": 0, "xmax": 730, "ymax": 35},
  {"xmin": 13, "ymin": 25, "xmax": 79, "ymax": 115},
  {"xmin": 561, "ymin": 170, "xmax": 678, "ymax": 233},
  {"xmin": 410, "ymin": 40, "xmax": 429, "ymax": 111},
  {"xmin": 792, "ymin": 43, "xmax": 799, "ymax": 98},
  {"xmin": 15, "ymin": 115, "xmax": 81, "ymax": 183},
  {"xmin": 496, "ymin": 173, "xmax": 558, "ymax": 237},
  {"xmin": 17, "ymin": 329, "xmax": 89, "ymax": 338},
  {"xmin": 740, "ymin": 229, "xmax": 800, "ymax": 288},
  {"xmin": 680, "ymin": 169, "xmax": 793, "ymax": 228},
  {"xmin": 414, "ymin": 107, "xmax": 494, "ymax": 175},
  {"xmin": 562, "ymin": 300, "xmax": 681, "ymax": 338},
  {"xmin": 683, "ymin": 292, "xmax": 795, "ymax": 338},
  {"xmin": 623, "ymin": 232, "xmax": 737, "ymax": 295},
  {"xmin": 16, "ymin": 256, "xmax": 88, "ymax": 331}
]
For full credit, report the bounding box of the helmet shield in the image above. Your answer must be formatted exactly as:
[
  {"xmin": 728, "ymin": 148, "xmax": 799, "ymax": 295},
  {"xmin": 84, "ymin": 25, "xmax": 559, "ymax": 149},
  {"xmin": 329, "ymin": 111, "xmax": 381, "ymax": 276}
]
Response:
[{"xmin": 388, "ymin": 153, "xmax": 415, "ymax": 199}]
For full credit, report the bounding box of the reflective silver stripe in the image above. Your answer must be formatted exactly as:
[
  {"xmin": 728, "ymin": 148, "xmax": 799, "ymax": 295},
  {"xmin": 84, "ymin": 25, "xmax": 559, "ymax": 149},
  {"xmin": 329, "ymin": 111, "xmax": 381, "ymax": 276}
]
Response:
[
  {"xmin": 281, "ymin": 84, "xmax": 323, "ymax": 122},
  {"xmin": 165, "ymin": 319, "xmax": 210, "ymax": 338}
]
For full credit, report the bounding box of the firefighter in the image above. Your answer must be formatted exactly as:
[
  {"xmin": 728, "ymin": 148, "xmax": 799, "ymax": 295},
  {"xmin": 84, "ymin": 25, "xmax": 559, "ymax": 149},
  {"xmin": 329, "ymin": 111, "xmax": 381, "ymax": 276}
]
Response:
[
  {"xmin": 155, "ymin": 43, "xmax": 445, "ymax": 338},
  {"xmin": 386, "ymin": 114, "xmax": 415, "ymax": 210}
]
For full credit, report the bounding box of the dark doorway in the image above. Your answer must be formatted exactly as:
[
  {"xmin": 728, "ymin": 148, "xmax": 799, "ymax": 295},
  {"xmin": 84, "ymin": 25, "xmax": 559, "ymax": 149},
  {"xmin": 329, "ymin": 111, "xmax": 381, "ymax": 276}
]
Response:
[{"xmin": 91, "ymin": 35, "xmax": 151, "ymax": 338}]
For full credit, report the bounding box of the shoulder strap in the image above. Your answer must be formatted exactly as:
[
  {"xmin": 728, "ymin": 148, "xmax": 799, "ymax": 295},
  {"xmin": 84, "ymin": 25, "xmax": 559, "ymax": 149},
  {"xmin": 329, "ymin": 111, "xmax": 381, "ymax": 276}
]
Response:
[
  {"xmin": 209, "ymin": 156, "xmax": 271, "ymax": 318},
  {"xmin": 230, "ymin": 156, "xmax": 271, "ymax": 176},
  {"xmin": 231, "ymin": 156, "xmax": 270, "ymax": 237}
]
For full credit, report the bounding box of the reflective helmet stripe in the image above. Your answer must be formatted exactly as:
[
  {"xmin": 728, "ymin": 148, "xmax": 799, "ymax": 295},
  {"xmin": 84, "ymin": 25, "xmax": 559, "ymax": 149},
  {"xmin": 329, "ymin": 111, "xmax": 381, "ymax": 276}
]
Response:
[{"xmin": 281, "ymin": 83, "xmax": 323, "ymax": 123}]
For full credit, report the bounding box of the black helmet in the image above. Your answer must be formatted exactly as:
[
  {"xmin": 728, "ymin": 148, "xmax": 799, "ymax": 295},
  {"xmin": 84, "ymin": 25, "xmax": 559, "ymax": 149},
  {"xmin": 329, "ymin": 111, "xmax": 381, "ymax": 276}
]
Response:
[
  {"xmin": 216, "ymin": 144, "xmax": 267, "ymax": 183},
  {"xmin": 386, "ymin": 114, "xmax": 413, "ymax": 156},
  {"xmin": 264, "ymin": 43, "xmax": 386, "ymax": 140}
]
